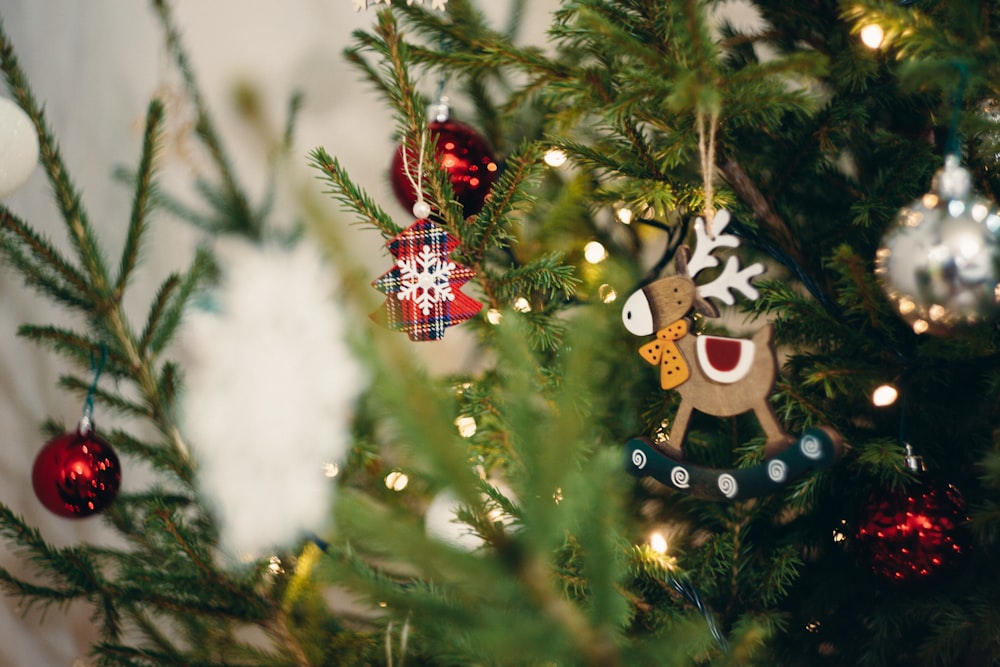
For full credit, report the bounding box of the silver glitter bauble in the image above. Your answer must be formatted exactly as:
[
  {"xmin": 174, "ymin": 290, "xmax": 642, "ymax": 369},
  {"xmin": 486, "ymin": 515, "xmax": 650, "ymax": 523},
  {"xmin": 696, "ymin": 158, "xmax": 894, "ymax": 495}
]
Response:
[{"xmin": 875, "ymin": 155, "xmax": 1000, "ymax": 335}]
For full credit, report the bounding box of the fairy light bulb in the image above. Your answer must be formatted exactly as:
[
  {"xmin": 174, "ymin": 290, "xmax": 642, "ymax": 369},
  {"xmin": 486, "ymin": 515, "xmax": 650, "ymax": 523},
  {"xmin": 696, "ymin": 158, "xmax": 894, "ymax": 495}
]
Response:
[
  {"xmin": 455, "ymin": 415, "xmax": 477, "ymax": 438},
  {"xmin": 513, "ymin": 297, "xmax": 531, "ymax": 313},
  {"xmin": 649, "ymin": 532, "xmax": 668, "ymax": 555},
  {"xmin": 584, "ymin": 241, "xmax": 608, "ymax": 264},
  {"xmin": 616, "ymin": 207, "xmax": 634, "ymax": 225},
  {"xmin": 872, "ymin": 383, "xmax": 899, "ymax": 407},
  {"xmin": 860, "ymin": 24, "xmax": 885, "ymax": 49},
  {"xmin": 544, "ymin": 148, "xmax": 567, "ymax": 167},
  {"xmin": 486, "ymin": 308, "xmax": 503, "ymax": 325},
  {"xmin": 832, "ymin": 519, "xmax": 849, "ymax": 544},
  {"xmin": 385, "ymin": 471, "xmax": 409, "ymax": 491}
]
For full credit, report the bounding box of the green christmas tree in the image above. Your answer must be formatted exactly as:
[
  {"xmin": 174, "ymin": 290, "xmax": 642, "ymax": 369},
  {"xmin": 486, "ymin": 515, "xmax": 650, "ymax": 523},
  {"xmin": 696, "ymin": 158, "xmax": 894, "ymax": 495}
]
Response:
[{"xmin": 2, "ymin": 0, "xmax": 1000, "ymax": 665}]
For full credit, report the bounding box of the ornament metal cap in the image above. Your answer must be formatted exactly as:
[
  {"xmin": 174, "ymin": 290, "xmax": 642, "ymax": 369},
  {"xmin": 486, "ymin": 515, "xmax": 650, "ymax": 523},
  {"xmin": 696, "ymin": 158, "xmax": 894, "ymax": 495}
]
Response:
[
  {"xmin": 429, "ymin": 96, "xmax": 450, "ymax": 123},
  {"xmin": 904, "ymin": 443, "xmax": 925, "ymax": 473},
  {"xmin": 936, "ymin": 154, "xmax": 971, "ymax": 200},
  {"xmin": 78, "ymin": 413, "xmax": 93, "ymax": 436}
]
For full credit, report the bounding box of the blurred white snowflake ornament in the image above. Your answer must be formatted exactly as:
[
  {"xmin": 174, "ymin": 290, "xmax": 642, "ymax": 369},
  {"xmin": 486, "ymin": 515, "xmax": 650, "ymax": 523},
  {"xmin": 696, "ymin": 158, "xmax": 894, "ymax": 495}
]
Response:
[
  {"xmin": 180, "ymin": 239, "xmax": 366, "ymax": 563},
  {"xmin": 354, "ymin": 0, "xmax": 448, "ymax": 11}
]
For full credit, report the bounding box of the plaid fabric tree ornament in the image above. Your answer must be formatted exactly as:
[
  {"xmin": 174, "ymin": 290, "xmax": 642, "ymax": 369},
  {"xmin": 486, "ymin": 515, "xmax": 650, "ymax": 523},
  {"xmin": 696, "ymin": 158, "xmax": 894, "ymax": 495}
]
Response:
[{"xmin": 373, "ymin": 219, "xmax": 483, "ymax": 341}]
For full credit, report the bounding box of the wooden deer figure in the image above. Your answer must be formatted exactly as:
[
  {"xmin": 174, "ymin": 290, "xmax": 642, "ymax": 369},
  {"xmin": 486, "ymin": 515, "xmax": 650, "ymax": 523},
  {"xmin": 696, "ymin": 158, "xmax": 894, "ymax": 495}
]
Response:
[{"xmin": 621, "ymin": 210, "xmax": 841, "ymax": 501}]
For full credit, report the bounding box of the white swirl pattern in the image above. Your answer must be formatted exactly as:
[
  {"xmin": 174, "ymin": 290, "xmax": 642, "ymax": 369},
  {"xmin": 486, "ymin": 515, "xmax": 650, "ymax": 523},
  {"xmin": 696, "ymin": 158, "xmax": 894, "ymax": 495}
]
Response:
[
  {"xmin": 717, "ymin": 473, "xmax": 738, "ymax": 498},
  {"xmin": 800, "ymin": 434, "xmax": 822, "ymax": 460},
  {"xmin": 631, "ymin": 449, "xmax": 647, "ymax": 470},
  {"xmin": 670, "ymin": 466, "xmax": 690, "ymax": 488},
  {"xmin": 767, "ymin": 459, "xmax": 787, "ymax": 482}
]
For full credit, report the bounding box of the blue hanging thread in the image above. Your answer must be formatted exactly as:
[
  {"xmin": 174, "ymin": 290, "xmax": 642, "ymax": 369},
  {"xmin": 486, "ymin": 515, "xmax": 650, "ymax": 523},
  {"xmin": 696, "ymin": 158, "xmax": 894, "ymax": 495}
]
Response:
[
  {"xmin": 944, "ymin": 62, "xmax": 969, "ymax": 159},
  {"xmin": 81, "ymin": 344, "xmax": 108, "ymax": 431}
]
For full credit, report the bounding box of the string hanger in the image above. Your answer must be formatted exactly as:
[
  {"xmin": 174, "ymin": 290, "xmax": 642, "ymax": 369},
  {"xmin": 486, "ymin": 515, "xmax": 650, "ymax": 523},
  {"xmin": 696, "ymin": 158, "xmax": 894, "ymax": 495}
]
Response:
[
  {"xmin": 80, "ymin": 343, "xmax": 108, "ymax": 435},
  {"xmin": 695, "ymin": 101, "xmax": 721, "ymax": 237},
  {"xmin": 399, "ymin": 75, "xmax": 450, "ymax": 220},
  {"xmin": 400, "ymin": 128, "xmax": 431, "ymax": 219},
  {"xmin": 944, "ymin": 62, "xmax": 969, "ymax": 160}
]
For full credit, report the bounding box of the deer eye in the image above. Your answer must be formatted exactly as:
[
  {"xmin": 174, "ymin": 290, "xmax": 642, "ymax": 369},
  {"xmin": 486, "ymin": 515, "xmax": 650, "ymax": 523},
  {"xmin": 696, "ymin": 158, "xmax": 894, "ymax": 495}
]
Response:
[{"xmin": 622, "ymin": 290, "xmax": 654, "ymax": 336}]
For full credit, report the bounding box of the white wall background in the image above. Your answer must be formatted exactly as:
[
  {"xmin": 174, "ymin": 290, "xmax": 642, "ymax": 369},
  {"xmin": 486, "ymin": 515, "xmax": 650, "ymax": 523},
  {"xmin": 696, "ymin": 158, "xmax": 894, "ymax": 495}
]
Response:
[{"xmin": 0, "ymin": 2, "xmax": 558, "ymax": 664}]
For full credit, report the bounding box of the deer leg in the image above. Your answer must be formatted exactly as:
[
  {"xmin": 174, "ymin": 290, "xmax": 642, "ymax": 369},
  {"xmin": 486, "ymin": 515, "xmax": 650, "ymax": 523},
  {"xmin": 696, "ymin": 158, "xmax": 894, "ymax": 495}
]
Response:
[
  {"xmin": 661, "ymin": 401, "xmax": 693, "ymax": 460},
  {"xmin": 755, "ymin": 404, "xmax": 795, "ymax": 458}
]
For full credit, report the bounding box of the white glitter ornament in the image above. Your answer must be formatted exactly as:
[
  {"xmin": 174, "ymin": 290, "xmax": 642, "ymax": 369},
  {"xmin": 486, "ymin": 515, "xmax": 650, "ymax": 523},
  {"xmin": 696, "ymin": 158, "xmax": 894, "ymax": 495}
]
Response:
[
  {"xmin": 0, "ymin": 97, "xmax": 39, "ymax": 199},
  {"xmin": 875, "ymin": 155, "xmax": 1000, "ymax": 335}
]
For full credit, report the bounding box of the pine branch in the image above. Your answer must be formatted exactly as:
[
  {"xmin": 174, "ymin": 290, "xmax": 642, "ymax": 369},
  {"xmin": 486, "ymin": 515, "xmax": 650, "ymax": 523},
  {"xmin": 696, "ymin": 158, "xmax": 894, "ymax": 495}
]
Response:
[
  {"xmin": 3, "ymin": 9, "xmax": 194, "ymax": 463},
  {"xmin": 107, "ymin": 429, "xmax": 194, "ymax": 485},
  {"xmin": 138, "ymin": 274, "xmax": 180, "ymax": 354},
  {"xmin": 308, "ymin": 148, "xmax": 400, "ymax": 237},
  {"xmin": 150, "ymin": 0, "xmax": 256, "ymax": 236},
  {"xmin": 462, "ymin": 140, "xmax": 545, "ymax": 260},
  {"xmin": 16, "ymin": 324, "xmax": 128, "ymax": 374},
  {"xmin": 0, "ymin": 232, "xmax": 94, "ymax": 311},
  {"xmin": 0, "ymin": 208, "xmax": 91, "ymax": 297},
  {"xmin": 57, "ymin": 374, "xmax": 151, "ymax": 419},
  {"xmin": 145, "ymin": 246, "xmax": 213, "ymax": 357},
  {"xmin": 0, "ymin": 566, "xmax": 83, "ymax": 609},
  {"xmin": 487, "ymin": 255, "xmax": 579, "ymax": 302},
  {"xmin": 0, "ymin": 15, "xmax": 112, "ymax": 295},
  {"xmin": 94, "ymin": 643, "xmax": 287, "ymax": 667},
  {"xmin": 0, "ymin": 506, "xmax": 119, "ymax": 637},
  {"xmin": 719, "ymin": 158, "xmax": 809, "ymax": 271},
  {"xmin": 115, "ymin": 99, "xmax": 165, "ymax": 300}
]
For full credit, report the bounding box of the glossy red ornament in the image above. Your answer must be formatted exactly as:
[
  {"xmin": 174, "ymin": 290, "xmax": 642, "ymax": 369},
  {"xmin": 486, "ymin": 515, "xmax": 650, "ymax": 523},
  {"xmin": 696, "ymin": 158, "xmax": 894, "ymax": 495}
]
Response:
[
  {"xmin": 32, "ymin": 424, "xmax": 121, "ymax": 518},
  {"xmin": 390, "ymin": 120, "xmax": 499, "ymax": 218},
  {"xmin": 855, "ymin": 479, "xmax": 969, "ymax": 582}
]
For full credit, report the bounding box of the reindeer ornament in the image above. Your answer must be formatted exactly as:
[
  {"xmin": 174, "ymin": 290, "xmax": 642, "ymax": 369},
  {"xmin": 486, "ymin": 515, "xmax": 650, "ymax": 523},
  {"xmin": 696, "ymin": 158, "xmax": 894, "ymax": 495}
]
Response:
[{"xmin": 622, "ymin": 210, "xmax": 841, "ymax": 501}]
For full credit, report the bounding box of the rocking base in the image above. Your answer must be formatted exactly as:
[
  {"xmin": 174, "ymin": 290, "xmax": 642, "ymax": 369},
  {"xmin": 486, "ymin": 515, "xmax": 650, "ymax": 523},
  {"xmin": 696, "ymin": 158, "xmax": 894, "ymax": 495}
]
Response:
[{"xmin": 625, "ymin": 427, "xmax": 842, "ymax": 501}]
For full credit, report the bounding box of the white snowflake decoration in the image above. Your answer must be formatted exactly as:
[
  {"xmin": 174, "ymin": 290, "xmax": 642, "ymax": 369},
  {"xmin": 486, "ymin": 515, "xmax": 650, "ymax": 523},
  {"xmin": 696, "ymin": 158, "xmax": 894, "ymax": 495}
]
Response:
[
  {"xmin": 395, "ymin": 244, "xmax": 458, "ymax": 315},
  {"xmin": 354, "ymin": 0, "xmax": 448, "ymax": 11}
]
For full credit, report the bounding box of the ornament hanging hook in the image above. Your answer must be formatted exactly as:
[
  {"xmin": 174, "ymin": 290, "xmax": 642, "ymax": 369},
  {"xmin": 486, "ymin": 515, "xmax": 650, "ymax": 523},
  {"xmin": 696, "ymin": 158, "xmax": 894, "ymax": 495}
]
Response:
[
  {"xmin": 895, "ymin": 370, "xmax": 926, "ymax": 474},
  {"xmin": 430, "ymin": 68, "xmax": 449, "ymax": 122}
]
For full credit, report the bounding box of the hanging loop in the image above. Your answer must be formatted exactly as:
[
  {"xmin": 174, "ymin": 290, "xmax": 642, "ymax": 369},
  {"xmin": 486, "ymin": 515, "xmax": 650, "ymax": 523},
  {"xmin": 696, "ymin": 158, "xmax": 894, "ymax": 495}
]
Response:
[{"xmin": 80, "ymin": 343, "xmax": 108, "ymax": 434}]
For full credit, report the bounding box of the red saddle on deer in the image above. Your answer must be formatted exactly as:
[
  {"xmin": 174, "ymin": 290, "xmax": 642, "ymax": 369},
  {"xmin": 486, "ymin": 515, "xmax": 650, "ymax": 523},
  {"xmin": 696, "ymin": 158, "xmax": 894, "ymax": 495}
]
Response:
[{"xmin": 695, "ymin": 335, "xmax": 755, "ymax": 384}]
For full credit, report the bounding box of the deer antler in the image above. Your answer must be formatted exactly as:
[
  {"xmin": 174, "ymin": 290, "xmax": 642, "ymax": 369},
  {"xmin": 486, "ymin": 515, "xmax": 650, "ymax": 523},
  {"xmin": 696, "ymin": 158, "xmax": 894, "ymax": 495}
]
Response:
[
  {"xmin": 686, "ymin": 210, "xmax": 739, "ymax": 278},
  {"xmin": 684, "ymin": 209, "xmax": 766, "ymax": 306},
  {"xmin": 698, "ymin": 255, "xmax": 765, "ymax": 305}
]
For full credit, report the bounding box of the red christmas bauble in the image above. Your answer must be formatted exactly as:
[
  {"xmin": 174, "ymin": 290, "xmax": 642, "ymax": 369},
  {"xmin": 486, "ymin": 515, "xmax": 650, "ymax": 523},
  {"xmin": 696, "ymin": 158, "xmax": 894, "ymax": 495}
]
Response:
[
  {"xmin": 855, "ymin": 479, "xmax": 969, "ymax": 582},
  {"xmin": 390, "ymin": 120, "xmax": 499, "ymax": 218},
  {"xmin": 32, "ymin": 427, "xmax": 121, "ymax": 518}
]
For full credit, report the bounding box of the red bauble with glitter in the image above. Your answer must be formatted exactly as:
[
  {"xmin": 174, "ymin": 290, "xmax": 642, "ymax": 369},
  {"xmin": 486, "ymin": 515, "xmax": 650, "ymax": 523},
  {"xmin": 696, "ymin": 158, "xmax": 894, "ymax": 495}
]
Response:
[
  {"xmin": 390, "ymin": 120, "xmax": 499, "ymax": 218},
  {"xmin": 855, "ymin": 479, "xmax": 969, "ymax": 582},
  {"xmin": 32, "ymin": 424, "xmax": 121, "ymax": 518}
]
